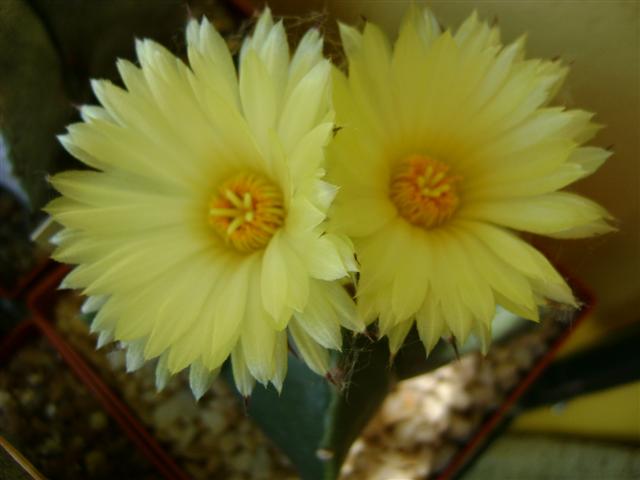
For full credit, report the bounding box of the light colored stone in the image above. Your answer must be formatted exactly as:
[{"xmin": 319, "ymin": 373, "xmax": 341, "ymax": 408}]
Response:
[
  {"xmin": 219, "ymin": 432, "xmax": 238, "ymax": 453},
  {"xmin": 230, "ymin": 450, "xmax": 253, "ymax": 473},
  {"xmin": 105, "ymin": 350, "xmax": 125, "ymax": 370},
  {"xmin": 89, "ymin": 411, "xmax": 108, "ymax": 431},
  {"xmin": 201, "ymin": 409, "xmax": 227, "ymax": 436},
  {"xmin": 152, "ymin": 391, "xmax": 197, "ymax": 430},
  {"xmin": 380, "ymin": 391, "xmax": 419, "ymax": 424}
]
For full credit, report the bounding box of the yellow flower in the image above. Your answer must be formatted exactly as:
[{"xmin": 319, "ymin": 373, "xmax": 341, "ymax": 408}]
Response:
[
  {"xmin": 328, "ymin": 7, "xmax": 614, "ymax": 354},
  {"xmin": 46, "ymin": 9, "xmax": 361, "ymax": 398}
]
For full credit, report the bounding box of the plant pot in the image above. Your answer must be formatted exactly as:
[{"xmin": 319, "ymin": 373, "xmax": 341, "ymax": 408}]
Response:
[
  {"xmin": 23, "ymin": 262, "xmax": 296, "ymax": 480},
  {"xmin": 0, "ymin": 314, "xmax": 188, "ymax": 479},
  {"xmin": 439, "ymin": 280, "xmax": 593, "ymax": 480},
  {"xmin": 339, "ymin": 272, "xmax": 593, "ymax": 480},
  {"xmin": 2, "ymin": 262, "xmax": 191, "ymax": 480}
]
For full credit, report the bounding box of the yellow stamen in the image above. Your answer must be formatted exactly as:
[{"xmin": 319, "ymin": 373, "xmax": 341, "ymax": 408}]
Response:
[
  {"xmin": 208, "ymin": 173, "xmax": 285, "ymax": 252},
  {"xmin": 389, "ymin": 154, "xmax": 461, "ymax": 229}
]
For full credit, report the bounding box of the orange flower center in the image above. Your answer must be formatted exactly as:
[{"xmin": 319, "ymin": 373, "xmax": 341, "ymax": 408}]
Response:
[
  {"xmin": 389, "ymin": 154, "xmax": 461, "ymax": 229},
  {"xmin": 208, "ymin": 173, "xmax": 284, "ymax": 253}
]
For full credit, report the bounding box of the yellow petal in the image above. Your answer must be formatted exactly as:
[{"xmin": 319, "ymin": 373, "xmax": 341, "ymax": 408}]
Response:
[
  {"xmin": 125, "ymin": 339, "xmax": 146, "ymax": 372},
  {"xmin": 455, "ymin": 228, "xmax": 538, "ymax": 321},
  {"xmin": 285, "ymin": 195, "xmax": 325, "ymax": 233},
  {"xmin": 240, "ymin": 7, "xmax": 274, "ymax": 62},
  {"xmin": 416, "ymin": 295, "xmax": 444, "ymax": 353},
  {"xmin": 463, "ymin": 221, "xmax": 575, "ymax": 305},
  {"xmin": 231, "ymin": 344, "xmax": 255, "ymax": 397},
  {"xmin": 241, "ymin": 287, "xmax": 280, "ymax": 384},
  {"xmin": 134, "ymin": 39, "xmax": 220, "ymax": 162},
  {"xmin": 292, "ymin": 232, "xmax": 349, "ymax": 281},
  {"xmin": 331, "ymin": 194, "xmax": 397, "ymax": 238},
  {"xmin": 45, "ymin": 196, "xmax": 200, "ymax": 235},
  {"xmin": 261, "ymin": 231, "xmax": 292, "ymax": 327},
  {"xmin": 155, "ymin": 353, "xmax": 170, "ymax": 391},
  {"xmin": 316, "ymin": 280, "xmax": 363, "ymax": 332},
  {"xmin": 49, "ymin": 169, "xmax": 185, "ymax": 208},
  {"xmin": 464, "ymin": 192, "xmax": 614, "ymax": 238},
  {"xmin": 387, "ymin": 319, "xmax": 413, "ymax": 355},
  {"xmin": 294, "ymin": 281, "xmax": 342, "ymax": 351},
  {"xmin": 390, "ymin": 224, "xmax": 429, "ymax": 321},
  {"xmin": 288, "ymin": 122, "xmax": 332, "ymax": 186},
  {"xmin": 144, "ymin": 259, "xmax": 224, "ymax": 359},
  {"xmin": 271, "ymin": 332, "xmax": 288, "ymax": 393},
  {"xmin": 278, "ymin": 60, "xmax": 330, "ymax": 154},
  {"xmin": 116, "ymin": 58, "xmax": 152, "ymax": 100},
  {"xmin": 186, "ymin": 17, "xmax": 239, "ymax": 107},
  {"xmin": 239, "ymin": 49, "xmax": 277, "ymax": 154},
  {"xmin": 203, "ymin": 257, "xmax": 254, "ymax": 369},
  {"xmin": 189, "ymin": 360, "xmax": 218, "ymax": 400},
  {"xmin": 286, "ymin": 28, "xmax": 323, "ymax": 99},
  {"xmin": 255, "ymin": 20, "xmax": 289, "ymax": 107},
  {"xmin": 289, "ymin": 318, "xmax": 330, "ymax": 376}
]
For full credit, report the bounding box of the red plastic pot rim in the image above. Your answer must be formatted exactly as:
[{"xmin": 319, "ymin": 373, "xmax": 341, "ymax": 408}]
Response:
[
  {"xmin": 0, "ymin": 317, "xmax": 187, "ymax": 480},
  {"xmin": 25, "ymin": 263, "xmax": 70, "ymax": 313},
  {"xmin": 3, "ymin": 261, "xmax": 190, "ymax": 480},
  {"xmin": 437, "ymin": 277, "xmax": 595, "ymax": 480},
  {"xmin": 31, "ymin": 314, "xmax": 191, "ymax": 480},
  {"xmin": 0, "ymin": 256, "xmax": 51, "ymax": 300},
  {"xmin": 24, "ymin": 257, "xmax": 595, "ymax": 480}
]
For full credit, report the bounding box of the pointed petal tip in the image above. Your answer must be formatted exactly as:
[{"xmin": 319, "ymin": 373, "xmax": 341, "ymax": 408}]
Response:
[
  {"xmin": 125, "ymin": 360, "xmax": 144, "ymax": 373},
  {"xmin": 271, "ymin": 379, "xmax": 284, "ymax": 395},
  {"xmin": 192, "ymin": 389, "xmax": 205, "ymax": 402},
  {"xmin": 155, "ymin": 381, "xmax": 167, "ymax": 393},
  {"xmin": 189, "ymin": 361, "xmax": 219, "ymax": 401},
  {"xmin": 96, "ymin": 330, "xmax": 113, "ymax": 349},
  {"xmin": 49, "ymin": 230, "xmax": 65, "ymax": 246}
]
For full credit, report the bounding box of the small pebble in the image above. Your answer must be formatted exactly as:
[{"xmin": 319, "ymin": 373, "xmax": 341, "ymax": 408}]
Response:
[
  {"xmin": 0, "ymin": 337, "xmax": 156, "ymax": 479},
  {"xmin": 218, "ymin": 432, "xmax": 238, "ymax": 453},
  {"xmin": 26, "ymin": 373, "xmax": 43, "ymax": 386},
  {"xmin": 201, "ymin": 409, "xmax": 227, "ymax": 435},
  {"xmin": 89, "ymin": 411, "xmax": 108, "ymax": 431},
  {"xmin": 45, "ymin": 403, "xmax": 56, "ymax": 418},
  {"xmin": 0, "ymin": 390, "xmax": 11, "ymax": 407},
  {"xmin": 230, "ymin": 450, "xmax": 253, "ymax": 473},
  {"xmin": 84, "ymin": 451, "xmax": 107, "ymax": 476}
]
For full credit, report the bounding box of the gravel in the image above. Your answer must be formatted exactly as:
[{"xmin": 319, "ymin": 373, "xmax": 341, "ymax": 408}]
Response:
[
  {"xmin": 54, "ymin": 293, "xmax": 297, "ymax": 480},
  {"xmin": 0, "ymin": 336, "xmax": 157, "ymax": 479}
]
